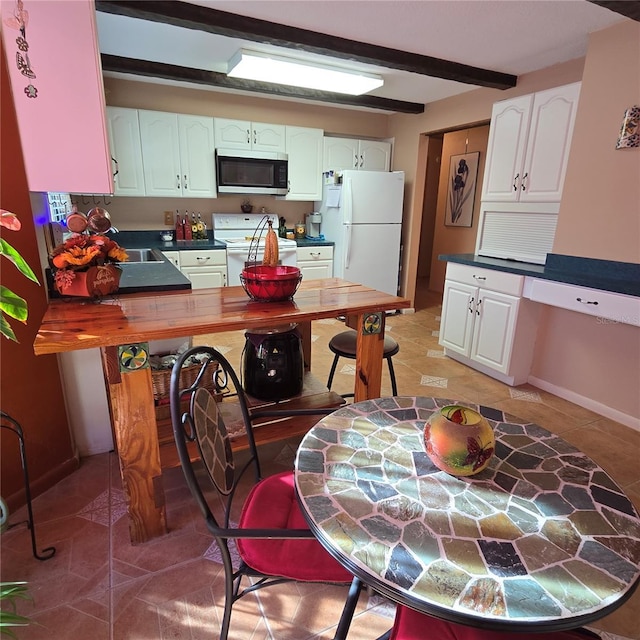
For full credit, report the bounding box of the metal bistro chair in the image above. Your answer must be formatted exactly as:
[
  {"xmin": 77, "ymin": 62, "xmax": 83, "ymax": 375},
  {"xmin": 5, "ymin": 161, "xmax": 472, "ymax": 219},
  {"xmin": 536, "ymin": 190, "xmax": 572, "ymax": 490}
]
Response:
[
  {"xmin": 326, "ymin": 329, "xmax": 400, "ymax": 398},
  {"xmin": 376, "ymin": 605, "xmax": 603, "ymax": 640},
  {"xmin": 169, "ymin": 345, "xmax": 355, "ymax": 640}
]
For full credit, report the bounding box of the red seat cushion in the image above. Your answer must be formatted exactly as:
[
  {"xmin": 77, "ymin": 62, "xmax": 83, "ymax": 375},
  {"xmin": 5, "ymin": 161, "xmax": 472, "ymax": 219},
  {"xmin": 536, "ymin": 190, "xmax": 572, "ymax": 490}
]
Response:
[
  {"xmin": 237, "ymin": 471, "xmax": 352, "ymax": 583},
  {"xmin": 390, "ymin": 606, "xmax": 600, "ymax": 640}
]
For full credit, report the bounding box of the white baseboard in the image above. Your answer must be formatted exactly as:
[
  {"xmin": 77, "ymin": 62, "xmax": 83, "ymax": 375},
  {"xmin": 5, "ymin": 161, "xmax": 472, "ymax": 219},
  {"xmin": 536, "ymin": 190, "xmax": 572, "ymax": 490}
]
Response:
[{"xmin": 528, "ymin": 376, "xmax": 640, "ymax": 432}]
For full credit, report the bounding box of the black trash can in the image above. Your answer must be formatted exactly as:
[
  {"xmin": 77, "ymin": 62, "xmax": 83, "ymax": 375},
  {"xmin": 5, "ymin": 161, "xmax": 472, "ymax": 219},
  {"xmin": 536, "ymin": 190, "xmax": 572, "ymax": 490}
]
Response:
[{"xmin": 242, "ymin": 324, "xmax": 303, "ymax": 401}]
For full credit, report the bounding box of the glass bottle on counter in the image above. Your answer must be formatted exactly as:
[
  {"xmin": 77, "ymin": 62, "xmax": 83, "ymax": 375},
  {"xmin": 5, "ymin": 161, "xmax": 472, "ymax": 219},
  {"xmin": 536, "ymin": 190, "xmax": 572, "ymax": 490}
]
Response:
[
  {"xmin": 175, "ymin": 209, "xmax": 184, "ymax": 240},
  {"xmin": 183, "ymin": 212, "xmax": 192, "ymax": 240}
]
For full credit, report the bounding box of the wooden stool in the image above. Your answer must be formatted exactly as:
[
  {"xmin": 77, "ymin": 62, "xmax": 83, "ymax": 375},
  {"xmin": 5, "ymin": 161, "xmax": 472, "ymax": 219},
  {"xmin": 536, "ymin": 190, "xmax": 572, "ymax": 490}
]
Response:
[{"xmin": 326, "ymin": 330, "xmax": 399, "ymax": 397}]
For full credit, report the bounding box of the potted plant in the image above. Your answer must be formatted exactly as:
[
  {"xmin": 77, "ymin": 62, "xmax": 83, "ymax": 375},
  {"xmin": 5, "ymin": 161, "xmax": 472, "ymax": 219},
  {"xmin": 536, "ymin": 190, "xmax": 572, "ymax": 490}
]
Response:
[
  {"xmin": 50, "ymin": 233, "xmax": 128, "ymax": 297},
  {"xmin": 0, "ymin": 581, "xmax": 32, "ymax": 639},
  {"xmin": 0, "ymin": 210, "xmax": 39, "ymax": 342}
]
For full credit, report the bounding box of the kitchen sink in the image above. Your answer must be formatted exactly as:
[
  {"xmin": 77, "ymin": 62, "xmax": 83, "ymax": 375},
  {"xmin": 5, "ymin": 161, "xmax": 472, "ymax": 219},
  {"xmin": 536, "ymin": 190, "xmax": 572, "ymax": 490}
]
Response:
[{"xmin": 124, "ymin": 248, "xmax": 163, "ymax": 263}]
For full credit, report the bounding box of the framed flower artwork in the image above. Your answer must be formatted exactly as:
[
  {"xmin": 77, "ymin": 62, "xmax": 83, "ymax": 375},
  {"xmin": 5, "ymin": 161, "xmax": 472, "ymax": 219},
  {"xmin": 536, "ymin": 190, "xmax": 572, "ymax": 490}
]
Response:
[{"xmin": 445, "ymin": 151, "xmax": 479, "ymax": 227}]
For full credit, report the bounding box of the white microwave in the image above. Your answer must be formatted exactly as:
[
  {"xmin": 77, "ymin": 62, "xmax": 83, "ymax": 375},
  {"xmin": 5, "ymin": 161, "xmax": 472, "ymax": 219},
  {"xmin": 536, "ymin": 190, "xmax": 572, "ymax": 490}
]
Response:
[{"xmin": 216, "ymin": 149, "xmax": 288, "ymax": 195}]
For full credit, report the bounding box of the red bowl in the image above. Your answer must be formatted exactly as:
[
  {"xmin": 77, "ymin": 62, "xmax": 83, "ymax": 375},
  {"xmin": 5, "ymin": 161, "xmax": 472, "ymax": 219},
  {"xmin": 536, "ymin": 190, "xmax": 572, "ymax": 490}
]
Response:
[{"xmin": 240, "ymin": 266, "xmax": 302, "ymax": 302}]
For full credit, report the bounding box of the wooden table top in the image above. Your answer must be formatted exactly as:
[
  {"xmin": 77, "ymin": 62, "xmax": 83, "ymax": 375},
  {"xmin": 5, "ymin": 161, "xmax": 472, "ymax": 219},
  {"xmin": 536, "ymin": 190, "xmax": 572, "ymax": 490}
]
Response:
[{"xmin": 34, "ymin": 278, "xmax": 410, "ymax": 355}]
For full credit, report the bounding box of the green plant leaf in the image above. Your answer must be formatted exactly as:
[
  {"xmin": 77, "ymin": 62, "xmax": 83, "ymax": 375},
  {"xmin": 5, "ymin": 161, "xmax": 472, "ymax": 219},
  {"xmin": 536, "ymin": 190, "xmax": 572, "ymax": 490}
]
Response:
[
  {"xmin": 0, "ymin": 238, "xmax": 39, "ymax": 285},
  {"xmin": 0, "ymin": 286, "xmax": 28, "ymax": 323},
  {"xmin": 0, "ymin": 315, "xmax": 17, "ymax": 342}
]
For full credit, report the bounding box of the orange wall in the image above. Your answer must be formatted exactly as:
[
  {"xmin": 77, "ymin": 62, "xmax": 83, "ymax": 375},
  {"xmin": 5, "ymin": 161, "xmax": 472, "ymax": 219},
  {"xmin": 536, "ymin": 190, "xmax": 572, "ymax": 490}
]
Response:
[
  {"xmin": 1, "ymin": 45, "xmax": 78, "ymax": 509},
  {"xmin": 528, "ymin": 21, "xmax": 640, "ymax": 424}
]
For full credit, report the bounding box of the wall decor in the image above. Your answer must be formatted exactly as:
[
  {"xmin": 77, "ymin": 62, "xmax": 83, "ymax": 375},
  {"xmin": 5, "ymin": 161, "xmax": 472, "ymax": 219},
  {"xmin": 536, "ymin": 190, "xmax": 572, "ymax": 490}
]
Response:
[
  {"xmin": 615, "ymin": 105, "xmax": 639, "ymax": 149},
  {"xmin": 445, "ymin": 151, "xmax": 479, "ymax": 227}
]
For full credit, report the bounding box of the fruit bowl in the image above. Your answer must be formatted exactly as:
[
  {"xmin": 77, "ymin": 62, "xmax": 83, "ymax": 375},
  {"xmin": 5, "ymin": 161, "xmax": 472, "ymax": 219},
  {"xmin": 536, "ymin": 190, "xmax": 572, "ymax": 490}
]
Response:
[{"xmin": 240, "ymin": 265, "xmax": 302, "ymax": 302}]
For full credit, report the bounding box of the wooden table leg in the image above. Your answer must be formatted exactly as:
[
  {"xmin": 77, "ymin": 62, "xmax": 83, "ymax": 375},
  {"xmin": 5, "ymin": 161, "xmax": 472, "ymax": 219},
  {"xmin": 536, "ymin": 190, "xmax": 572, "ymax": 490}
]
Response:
[
  {"xmin": 352, "ymin": 312, "xmax": 385, "ymax": 402},
  {"xmin": 101, "ymin": 345, "xmax": 167, "ymax": 544},
  {"xmin": 299, "ymin": 320, "xmax": 312, "ymax": 372}
]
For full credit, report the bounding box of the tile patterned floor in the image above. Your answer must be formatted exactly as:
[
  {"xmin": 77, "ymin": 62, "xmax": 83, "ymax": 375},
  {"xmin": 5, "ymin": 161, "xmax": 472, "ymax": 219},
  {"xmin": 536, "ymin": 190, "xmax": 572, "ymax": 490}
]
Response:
[{"xmin": 2, "ymin": 285, "xmax": 639, "ymax": 640}]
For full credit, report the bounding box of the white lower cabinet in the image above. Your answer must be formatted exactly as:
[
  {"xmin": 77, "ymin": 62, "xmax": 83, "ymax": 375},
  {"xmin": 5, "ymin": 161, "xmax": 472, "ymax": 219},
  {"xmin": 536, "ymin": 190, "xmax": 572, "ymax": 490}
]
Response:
[
  {"xmin": 439, "ymin": 263, "xmax": 539, "ymax": 385},
  {"xmin": 297, "ymin": 246, "xmax": 333, "ymax": 281},
  {"xmin": 162, "ymin": 249, "xmax": 227, "ymax": 289}
]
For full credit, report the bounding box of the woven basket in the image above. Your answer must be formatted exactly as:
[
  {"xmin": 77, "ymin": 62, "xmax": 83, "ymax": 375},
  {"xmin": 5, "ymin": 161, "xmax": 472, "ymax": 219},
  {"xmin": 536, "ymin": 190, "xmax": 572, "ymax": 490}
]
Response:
[{"xmin": 152, "ymin": 361, "xmax": 217, "ymax": 401}]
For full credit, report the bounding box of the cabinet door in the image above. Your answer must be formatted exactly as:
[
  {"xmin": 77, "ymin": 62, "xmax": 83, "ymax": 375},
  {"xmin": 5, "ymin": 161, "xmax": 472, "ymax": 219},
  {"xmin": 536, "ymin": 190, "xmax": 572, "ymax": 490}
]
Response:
[
  {"xmin": 285, "ymin": 126, "xmax": 323, "ymax": 200},
  {"xmin": 520, "ymin": 82, "xmax": 580, "ymax": 202},
  {"xmin": 323, "ymin": 137, "xmax": 359, "ymax": 172},
  {"xmin": 178, "ymin": 115, "xmax": 216, "ymax": 197},
  {"xmin": 139, "ymin": 111, "xmax": 182, "ymax": 197},
  {"xmin": 106, "ymin": 107, "xmax": 146, "ymax": 197},
  {"xmin": 0, "ymin": 0, "xmax": 113, "ymax": 193},
  {"xmin": 161, "ymin": 251, "xmax": 180, "ymax": 268},
  {"xmin": 181, "ymin": 267, "xmax": 226, "ymax": 289},
  {"xmin": 359, "ymin": 140, "xmax": 391, "ymax": 171},
  {"xmin": 471, "ymin": 289, "xmax": 519, "ymax": 374},
  {"xmin": 481, "ymin": 94, "xmax": 533, "ymax": 202},
  {"xmin": 252, "ymin": 122, "xmax": 286, "ymax": 152},
  {"xmin": 439, "ymin": 281, "xmax": 476, "ymax": 357},
  {"xmin": 214, "ymin": 118, "xmax": 251, "ymax": 149},
  {"xmin": 298, "ymin": 261, "xmax": 333, "ymax": 280}
]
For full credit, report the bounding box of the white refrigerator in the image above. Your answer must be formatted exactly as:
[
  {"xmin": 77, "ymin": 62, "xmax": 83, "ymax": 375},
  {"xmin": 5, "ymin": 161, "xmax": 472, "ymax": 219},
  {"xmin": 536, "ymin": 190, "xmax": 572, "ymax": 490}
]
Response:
[{"xmin": 316, "ymin": 170, "xmax": 405, "ymax": 296}]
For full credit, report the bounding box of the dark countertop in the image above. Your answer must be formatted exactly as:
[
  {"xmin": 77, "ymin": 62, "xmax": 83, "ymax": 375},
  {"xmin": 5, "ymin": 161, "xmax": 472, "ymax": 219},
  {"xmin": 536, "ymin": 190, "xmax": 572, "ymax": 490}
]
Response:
[
  {"xmin": 115, "ymin": 230, "xmax": 225, "ymax": 251},
  {"xmin": 439, "ymin": 253, "xmax": 640, "ymax": 297},
  {"xmin": 117, "ymin": 257, "xmax": 192, "ymax": 294},
  {"xmin": 295, "ymin": 238, "xmax": 335, "ymax": 247}
]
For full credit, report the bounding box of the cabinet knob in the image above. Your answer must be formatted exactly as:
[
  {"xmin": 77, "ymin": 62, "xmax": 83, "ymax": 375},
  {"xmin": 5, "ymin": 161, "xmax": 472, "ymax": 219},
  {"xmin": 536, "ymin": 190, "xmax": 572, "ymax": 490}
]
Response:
[
  {"xmin": 513, "ymin": 173, "xmax": 519, "ymax": 191},
  {"xmin": 246, "ymin": 129, "xmax": 251, "ymax": 144},
  {"xmin": 196, "ymin": 256, "xmax": 210, "ymax": 262},
  {"xmin": 468, "ymin": 297, "xmax": 475, "ymax": 314},
  {"xmin": 359, "ymin": 154, "xmax": 364, "ymax": 168},
  {"xmin": 476, "ymin": 298, "xmax": 482, "ymax": 315},
  {"xmin": 576, "ymin": 297, "xmax": 598, "ymax": 305},
  {"xmin": 354, "ymin": 154, "xmax": 358, "ymax": 168},
  {"xmin": 176, "ymin": 174, "xmax": 180, "ymax": 188},
  {"xmin": 521, "ymin": 172, "xmax": 528, "ymax": 191},
  {"xmin": 472, "ymin": 275, "xmax": 486, "ymax": 281},
  {"xmin": 111, "ymin": 156, "xmax": 119, "ymax": 178},
  {"xmin": 183, "ymin": 174, "xmax": 188, "ymax": 190}
]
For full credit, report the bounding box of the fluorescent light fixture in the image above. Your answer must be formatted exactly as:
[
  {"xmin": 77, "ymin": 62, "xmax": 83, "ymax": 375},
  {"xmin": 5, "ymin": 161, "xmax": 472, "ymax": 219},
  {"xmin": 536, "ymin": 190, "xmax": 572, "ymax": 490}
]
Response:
[{"xmin": 227, "ymin": 49, "xmax": 383, "ymax": 96}]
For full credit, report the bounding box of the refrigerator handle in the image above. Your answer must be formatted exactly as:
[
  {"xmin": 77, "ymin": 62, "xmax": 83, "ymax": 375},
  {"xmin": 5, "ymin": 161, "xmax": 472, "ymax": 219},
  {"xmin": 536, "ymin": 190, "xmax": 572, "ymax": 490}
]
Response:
[
  {"xmin": 343, "ymin": 178, "xmax": 353, "ymax": 225},
  {"xmin": 344, "ymin": 223, "xmax": 352, "ymax": 269}
]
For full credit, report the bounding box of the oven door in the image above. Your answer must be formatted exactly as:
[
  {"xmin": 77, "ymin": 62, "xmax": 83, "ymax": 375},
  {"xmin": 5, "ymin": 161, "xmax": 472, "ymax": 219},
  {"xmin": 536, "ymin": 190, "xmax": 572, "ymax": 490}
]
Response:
[{"xmin": 226, "ymin": 244, "xmax": 297, "ymax": 286}]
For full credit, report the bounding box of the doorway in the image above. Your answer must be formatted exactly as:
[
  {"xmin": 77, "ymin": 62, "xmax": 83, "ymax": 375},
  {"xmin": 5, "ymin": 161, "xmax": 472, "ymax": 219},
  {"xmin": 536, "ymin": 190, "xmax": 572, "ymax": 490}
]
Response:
[{"xmin": 414, "ymin": 124, "xmax": 490, "ymax": 307}]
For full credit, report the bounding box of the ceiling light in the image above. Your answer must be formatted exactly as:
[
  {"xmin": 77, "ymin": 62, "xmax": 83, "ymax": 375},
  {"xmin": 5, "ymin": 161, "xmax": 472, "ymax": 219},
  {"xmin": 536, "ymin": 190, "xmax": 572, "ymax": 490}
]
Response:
[{"xmin": 227, "ymin": 50, "xmax": 384, "ymax": 96}]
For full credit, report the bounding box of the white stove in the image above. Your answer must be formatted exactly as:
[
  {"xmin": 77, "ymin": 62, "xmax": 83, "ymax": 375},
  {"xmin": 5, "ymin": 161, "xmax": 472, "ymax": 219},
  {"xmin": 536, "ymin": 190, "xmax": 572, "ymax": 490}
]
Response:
[{"xmin": 213, "ymin": 213, "xmax": 297, "ymax": 285}]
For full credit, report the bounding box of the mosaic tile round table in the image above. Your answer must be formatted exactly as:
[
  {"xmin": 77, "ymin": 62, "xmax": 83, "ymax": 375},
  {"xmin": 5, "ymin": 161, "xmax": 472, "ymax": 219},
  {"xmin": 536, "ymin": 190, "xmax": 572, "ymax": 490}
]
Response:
[{"xmin": 294, "ymin": 397, "xmax": 640, "ymax": 632}]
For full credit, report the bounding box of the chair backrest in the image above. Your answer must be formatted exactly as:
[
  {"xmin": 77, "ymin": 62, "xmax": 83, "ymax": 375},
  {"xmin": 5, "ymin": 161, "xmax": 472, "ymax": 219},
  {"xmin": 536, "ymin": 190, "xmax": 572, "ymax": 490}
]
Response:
[{"xmin": 169, "ymin": 345, "xmax": 261, "ymax": 532}]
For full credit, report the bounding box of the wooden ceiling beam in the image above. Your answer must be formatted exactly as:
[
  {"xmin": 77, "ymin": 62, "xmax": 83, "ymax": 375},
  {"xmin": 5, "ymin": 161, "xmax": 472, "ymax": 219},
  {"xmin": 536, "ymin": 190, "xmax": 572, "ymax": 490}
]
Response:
[
  {"xmin": 101, "ymin": 54, "xmax": 426, "ymax": 114},
  {"xmin": 95, "ymin": 0, "xmax": 517, "ymax": 90}
]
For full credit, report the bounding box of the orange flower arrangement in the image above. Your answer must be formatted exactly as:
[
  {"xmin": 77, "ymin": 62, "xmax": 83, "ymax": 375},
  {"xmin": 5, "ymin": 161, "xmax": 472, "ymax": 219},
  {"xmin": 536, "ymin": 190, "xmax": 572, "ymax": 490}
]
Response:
[{"xmin": 51, "ymin": 233, "xmax": 128, "ymax": 291}]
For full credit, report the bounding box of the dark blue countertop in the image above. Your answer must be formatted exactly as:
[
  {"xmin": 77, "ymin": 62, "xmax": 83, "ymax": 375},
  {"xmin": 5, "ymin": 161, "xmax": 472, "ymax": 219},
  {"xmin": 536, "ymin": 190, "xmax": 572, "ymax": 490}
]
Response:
[
  {"xmin": 439, "ymin": 253, "xmax": 640, "ymax": 297},
  {"xmin": 295, "ymin": 238, "xmax": 335, "ymax": 247},
  {"xmin": 115, "ymin": 230, "xmax": 225, "ymax": 251}
]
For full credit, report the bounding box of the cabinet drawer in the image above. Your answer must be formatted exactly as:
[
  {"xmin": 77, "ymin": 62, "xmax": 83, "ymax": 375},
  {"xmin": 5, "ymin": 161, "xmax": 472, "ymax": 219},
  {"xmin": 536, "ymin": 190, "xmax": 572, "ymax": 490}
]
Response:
[
  {"xmin": 297, "ymin": 246, "xmax": 333, "ymax": 261},
  {"xmin": 526, "ymin": 279, "xmax": 640, "ymax": 327},
  {"xmin": 179, "ymin": 249, "xmax": 226, "ymax": 267},
  {"xmin": 446, "ymin": 263, "xmax": 524, "ymax": 296}
]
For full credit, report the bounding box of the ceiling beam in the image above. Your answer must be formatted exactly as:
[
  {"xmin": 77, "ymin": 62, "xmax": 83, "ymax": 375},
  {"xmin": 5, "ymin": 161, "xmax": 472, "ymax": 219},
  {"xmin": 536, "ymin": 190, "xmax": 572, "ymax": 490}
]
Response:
[
  {"xmin": 587, "ymin": 1, "xmax": 640, "ymax": 21},
  {"xmin": 95, "ymin": 0, "xmax": 517, "ymax": 90},
  {"xmin": 101, "ymin": 54, "xmax": 426, "ymax": 114}
]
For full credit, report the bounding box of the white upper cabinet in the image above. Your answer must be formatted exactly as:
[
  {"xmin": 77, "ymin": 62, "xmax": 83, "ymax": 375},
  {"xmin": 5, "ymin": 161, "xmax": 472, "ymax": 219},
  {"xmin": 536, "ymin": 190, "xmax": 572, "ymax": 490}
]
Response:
[
  {"xmin": 178, "ymin": 115, "xmax": 217, "ymax": 197},
  {"xmin": 106, "ymin": 107, "xmax": 146, "ymax": 197},
  {"xmin": 214, "ymin": 118, "xmax": 286, "ymax": 152},
  {"xmin": 139, "ymin": 110, "xmax": 216, "ymax": 198},
  {"xmin": 481, "ymin": 82, "xmax": 581, "ymax": 203},
  {"xmin": 323, "ymin": 137, "xmax": 391, "ymax": 172},
  {"xmin": 283, "ymin": 126, "xmax": 323, "ymax": 201},
  {"xmin": 1, "ymin": 0, "xmax": 112, "ymax": 194}
]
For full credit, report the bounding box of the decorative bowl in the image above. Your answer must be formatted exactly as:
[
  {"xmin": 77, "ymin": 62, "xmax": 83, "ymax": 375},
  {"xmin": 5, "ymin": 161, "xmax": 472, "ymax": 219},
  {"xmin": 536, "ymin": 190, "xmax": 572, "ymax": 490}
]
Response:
[
  {"xmin": 240, "ymin": 265, "xmax": 302, "ymax": 302},
  {"xmin": 424, "ymin": 405, "xmax": 495, "ymax": 476}
]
